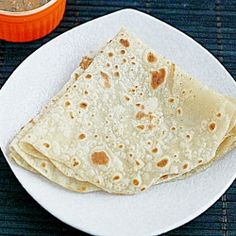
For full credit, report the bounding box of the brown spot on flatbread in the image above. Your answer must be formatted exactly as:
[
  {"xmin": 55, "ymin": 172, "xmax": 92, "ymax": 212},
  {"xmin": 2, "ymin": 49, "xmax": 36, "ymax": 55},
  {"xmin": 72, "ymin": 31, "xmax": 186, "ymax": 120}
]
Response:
[
  {"xmin": 113, "ymin": 175, "xmax": 120, "ymax": 181},
  {"xmin": 72, "ymin": 159, "xmax": 80, "ymax": 167},
  {"xmin": 79, "ymin": 133, "xmax": 86, "ymax": 140},
  {"xmin": 161, "ymin": 174, "xmax": 168, "ymax": 180},
  {"xmin": 69, "ymin": 112, "xmax": 75, "ymax": 119},
  {"xmin": 73, "ymin": 73, "xmax": 79, "ymax": 80},
  {"xmin": 80, "ymin": 102, "xmax": 88, "ymax": 109},
  {"xmin": 141, "ymin": 187, "xmax": 146, "ymax": 191},
  {"xmin": 135, "ymin": 111, "xmax": 146, "ymax": 120},
  {"xmin": 157, "ymin": 158, "xmax": 168, "ymax": 168},
  {"xmin": 118, "ymin": 144, "xmax": 124, "ymax": 148},
  {"xmin": 106, "ymin": 63, "xmax": 110, "ymax": 67},
  {"xmin": 135, "ymin": 160, "xmax": 140, "ymax": 165},
  {"xmin": 115, "ymin": 65, "xmax": 119, "ymax": 69},
  {"xmin": 122, "ymin": 58, "xmax": 127, "ymax": 64},
  {"xmin": 100, "ymin": 71, "xmax": 111, "ymax": 88},
  {"xmin": 40, "ymin": 162, "xmax": 46, "ymax": 168},
  {"xmin": 81, "ymin": 186, "xmax": 87, "ymax": 192},
  {"xmin": 114, "ymin": 71, "xmax": 120, "ymax": 78},
  {"xmin": 186, "ymin": 134, "xmax": 191, "ymax": 139},
  {"xmin": 65, "ymin": 101, "xmax": 71, "ymax": 108},
  {"xmin": 84, "ymin": 90, "xmax": 88, "ymax": 95},
  {"xmin": 177, "ymin": 108, "xmax": 182, "ymax": 115},
  {"xmin": 136, "ymin": 125, "xmax": 145, "ymax": 130},
  {"xmin": 85, "ymin": 74, "xmax": 92, "ymax": 79},
  {"xmin": 151, "ymin": 68, "xmax": 166, "ymax": 90},
  {"xmin": 198, "ymin": 159, "xmax": 203, "ymax": 164},
  {"xmin": 183, "ymin": 163, "xmax": 188, "ymax": 169},
  {"xmin": 120, "ymin": 49, "xmax": 126, "ymax": 54},
  {"xmin": 147, "ymin": 52, "xmax": 157, "ymax": 63},
  {"xmin": 168, "ymin": 97, "xmax": 174, "ymax": 103},
  {"xmin": 79, "ymin": 56, "xmax": 93, "ymax": 70},
  {"xmin": 43, "ymin": 143, "xmax": 50, "ymax": 148},
  {"xmin": 216, "ymin": 112, "xmax": 222, "ymax": 118},
  {"xmin": 133, "ymin": 179, "xmax": 139, "ymax": 186},
  {"xmin": 131, "ymin": 61, "xmax": 136, "ymax": 65},
  {"xmin": 29, "ymin": 118, "xmax": 35, "ymax": 125},
  {"xmin": 91, "ymin": 151, "xmax": 109, "ymax": 165},
  {"xmin": 152, "ymin": 148, "xmax": 158, "ymax": 153},
  {"xmin": 124, "ymin": 96, "xmax": 130, "ymax": 101},
  {"xmin": 136, "ymin": 103, "xmax": 145, "ymax": 110},
  {"xmin": 171, "ymin": 127, "xmax": 176, "ymax": 131},
  {"xmin": 94, "ymin": 134, "xmax": 98, "ymax": 138},
  {"xmin": 119, "ymin": 38, "xmax": 130, "ymax": 47},
  {"xmin": 208, "ymin": 122, "xmax": 216, "ymax": 132},
  {"xmin": 108, "ymin": 52, "xmax": 113, "ymax": 57}
]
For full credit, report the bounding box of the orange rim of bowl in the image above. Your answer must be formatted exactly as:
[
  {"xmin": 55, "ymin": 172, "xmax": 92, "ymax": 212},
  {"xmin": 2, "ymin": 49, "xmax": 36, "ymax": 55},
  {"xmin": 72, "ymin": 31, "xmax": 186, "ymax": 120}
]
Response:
[{"xmin": 0, "ymin": 0, "xmax": 58, "ymax": 17}]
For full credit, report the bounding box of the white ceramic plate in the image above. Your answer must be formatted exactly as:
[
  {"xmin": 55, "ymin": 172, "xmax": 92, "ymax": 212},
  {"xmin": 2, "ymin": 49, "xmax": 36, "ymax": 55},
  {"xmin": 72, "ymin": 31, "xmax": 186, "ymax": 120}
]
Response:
[{"xmin": 0, "ymin": 9, "xmax": 235, "ymax": 236}]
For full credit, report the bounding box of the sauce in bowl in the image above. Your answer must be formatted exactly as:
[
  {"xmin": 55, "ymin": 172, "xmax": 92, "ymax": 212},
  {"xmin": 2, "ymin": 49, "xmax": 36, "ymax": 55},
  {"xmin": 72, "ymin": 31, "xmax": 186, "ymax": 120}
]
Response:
[{"xmin": 0, "ymin": 0, "xmax": 50, "ymax": 12}]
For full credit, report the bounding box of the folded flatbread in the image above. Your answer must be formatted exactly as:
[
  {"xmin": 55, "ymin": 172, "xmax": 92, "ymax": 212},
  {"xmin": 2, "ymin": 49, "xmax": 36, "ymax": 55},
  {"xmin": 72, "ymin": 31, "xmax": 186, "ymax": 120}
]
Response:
[{"xmin": 9, "ymin": 28, "xmax": 236, "ymax": 194}]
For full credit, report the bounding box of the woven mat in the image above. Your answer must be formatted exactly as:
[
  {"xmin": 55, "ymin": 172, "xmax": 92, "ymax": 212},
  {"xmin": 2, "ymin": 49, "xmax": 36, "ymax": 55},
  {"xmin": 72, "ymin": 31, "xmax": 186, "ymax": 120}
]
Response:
[{"xmin": 0, "ymin": 0, "xmax": 235, "ymax": 235}]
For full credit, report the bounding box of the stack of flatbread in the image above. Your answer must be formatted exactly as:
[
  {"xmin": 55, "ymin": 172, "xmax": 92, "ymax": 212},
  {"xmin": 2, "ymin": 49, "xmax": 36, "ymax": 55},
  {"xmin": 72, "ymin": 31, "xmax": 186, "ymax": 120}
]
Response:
[{"xmin": 9, "ymin": 28, "xmax": 236, "ymax": 194}]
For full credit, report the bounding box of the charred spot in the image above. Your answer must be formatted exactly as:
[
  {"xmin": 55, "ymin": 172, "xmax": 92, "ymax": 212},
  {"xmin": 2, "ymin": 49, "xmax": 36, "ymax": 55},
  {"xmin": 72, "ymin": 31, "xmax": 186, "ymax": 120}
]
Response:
[
  {"xmin": 135, "ymin": 160, "xmax": 140, "ymax": 165},
  {"xmin": 79, "ymin": 133, "xmax": 86, "ymax": 140},
  {"xmin": 171, "ymin": 127, "xmax": 176, "ymax": 131},
  {"xmin": 183, "ymin": 163, "xmax": 188, "ymax": 169},
  {"xmin": 91, "ymin": 151, "xmax": 109, "ymax": 165},
  {"xmin": 85, "ymin": 74, "xmax": 92, "ymax": 79},
  {"xmin": 141, "ymin": 187, "xmax": 146, "ymax": 191},
  {"xmin": 151, "ymin": 68, "xmax": 166, "ymax": 90},
  {"xmin": 147, "ymin": 52, "xmax": 157, "ymax": 63},
  {"xmin": 177, "ymin": 108, "xmax": 182, "ymax": 115},
  {"xmin": 168, "ymin": 97, "xmax": 174, "ymax": 103},
  {"xmin": 73, "ymin": 73, "xmax": 80, "ymax": 80},
  {"xmin": 100, "ymin": 71, "xmax": 111, "ymax": 88},
  {"xmin": 208, "ymin": 122, "xmax": 216, "ymax": 132},
  {"xmin": 186, "ymin": 134, "xmax": 191, "ymax": 139},
  {"xmin": 80, "ymin": 102, "xmax": 88, "ymax": 109},
  {"xmin": 152, "ymin": 147, "xmax": 158, "ymax": 153},
  {"xmin": 113, "ymin": 175, "xmax": 120, "ymax": 181},
  {"xmin": 120, "ymin": 49, "xmax": 126, "ymax": 55},
  {"xmin": 160, "ymin": 174, "xmax": 168, "ymax": 180},
  {"xmin": 84, "ymin": 90, "xmax": 88, "ymax": 95},
  {"xmin": 72, "ymin": 159, "xmax": 80, "ymax": 167},
  {"xmin": 216, "ymin": 112, "xmax": 222, "ymax": 118},
  {"xmin": 156, "ymin": 158, "xmax": 168, "ymax": 168},
  {"xmin": 124, "ymin": 95, "xmax": 130, "ymax": 101},
  {"xmin": 43, "ymin": 143, "xmax": 50, "ymax": 148},
  {"xmin": 198, "ymin": 159, "xmax": 203, "ymax": 164},
  {"xmin": 132, "ymin": 179, "xmax": 139, "ymax": 186},
  {"xmin": 79, "ymin": 56, "xmax": 93, "ymax": 70},
  {"xmin": 65, "ymin": 101, "xmax": 71, "ymax": 108},
  {"xmin": 136, "ymin": 125, "xmax": 145, "ymax": 130},
  {"xmin": 122, "ymin": 58, "xmax": 127, "ymax": 64},
  {"xmin": 106, "ymin": 63, "xmax": 111, "ymax": 67},
  {"xmin": 135, "ymin": 111, "xmax": 146, "ymax": 120},
  {"xmin": 108, "ymin": 52, "xmax": 113, "ymax": 57},
  {"xmin": 69, "ymin": 111, "xmax": 75, "ymax": 119},
  {"xmin": 40, "ymin": 162, "xmax": 46, "ymax": 168},
  {"xmin": 114, "ymin": 71, "xmax": 120, "ymax": 78},
  {"xmin": 119, "ymin": 38, "xmax": 130, "ymax": 47}
]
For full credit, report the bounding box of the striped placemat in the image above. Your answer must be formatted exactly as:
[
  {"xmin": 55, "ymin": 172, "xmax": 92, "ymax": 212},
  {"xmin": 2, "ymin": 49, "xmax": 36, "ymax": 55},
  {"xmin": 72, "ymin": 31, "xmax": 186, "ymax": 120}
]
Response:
[{"xmin": 0, "ymin": 0, "xmax": 235, "ymax": 235}]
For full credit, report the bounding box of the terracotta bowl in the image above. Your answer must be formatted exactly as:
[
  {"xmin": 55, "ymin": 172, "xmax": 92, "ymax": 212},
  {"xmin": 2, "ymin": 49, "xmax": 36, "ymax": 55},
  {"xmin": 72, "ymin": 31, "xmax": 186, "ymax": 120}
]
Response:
[{"xmin": 0, "ymin": 0, "xmax": 66, "ymax": 42}]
